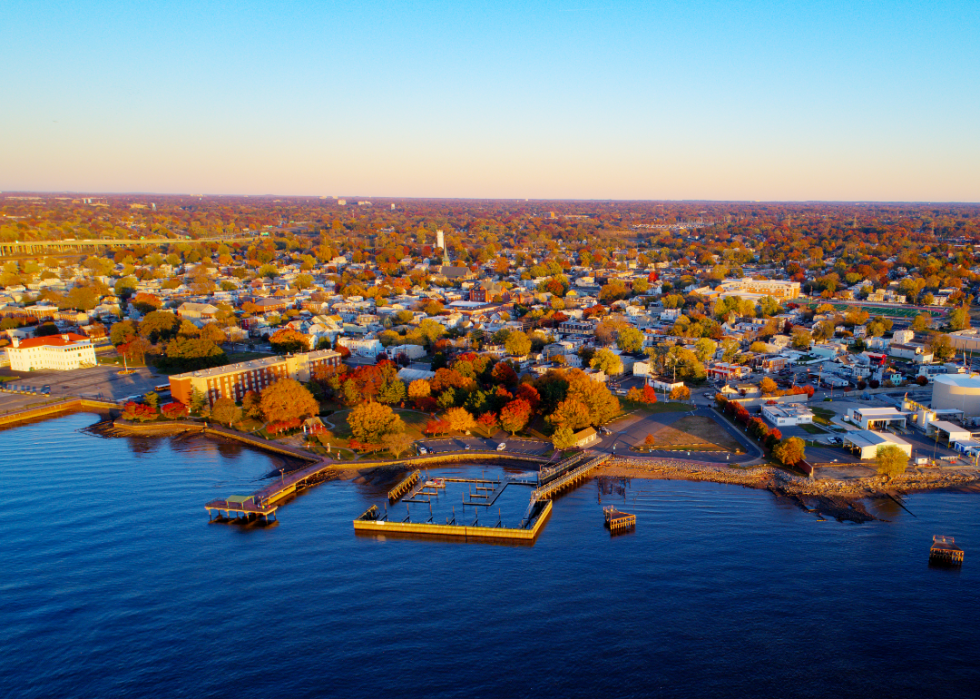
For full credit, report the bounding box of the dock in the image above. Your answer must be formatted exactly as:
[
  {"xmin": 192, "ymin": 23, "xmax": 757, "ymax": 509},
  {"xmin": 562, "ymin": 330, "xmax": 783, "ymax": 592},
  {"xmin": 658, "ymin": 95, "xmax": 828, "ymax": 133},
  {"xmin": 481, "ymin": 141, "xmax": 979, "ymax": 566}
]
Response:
[
  {"xmin": 603, "ymin": 505, "xmax": 636, "ymax": 532},
  {"xmin": 206, "ymin": 457, "xmax": 337, "ymax": 522},
  {"xmin": 353, "ymin": 499, "xmax": 553, "ymax": 541},
  {"xmin": 388, "ymin": 470, "xmax": 421, "ymax": 501},
  {"xmin": 531, "ymin": 452, "xmax": 609, "ymax": 502},
  {"xmin": 929, "ymin": 535, "xmax": 964, "ymax": 565}
]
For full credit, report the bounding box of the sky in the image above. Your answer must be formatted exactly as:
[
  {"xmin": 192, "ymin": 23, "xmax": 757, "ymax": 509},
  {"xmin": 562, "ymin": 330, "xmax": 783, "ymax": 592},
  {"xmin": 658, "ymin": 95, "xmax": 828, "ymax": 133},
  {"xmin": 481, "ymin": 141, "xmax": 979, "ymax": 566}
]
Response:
[{"xmin": 1, "ymin": 0, "xmax": 978, "ymax": 201}]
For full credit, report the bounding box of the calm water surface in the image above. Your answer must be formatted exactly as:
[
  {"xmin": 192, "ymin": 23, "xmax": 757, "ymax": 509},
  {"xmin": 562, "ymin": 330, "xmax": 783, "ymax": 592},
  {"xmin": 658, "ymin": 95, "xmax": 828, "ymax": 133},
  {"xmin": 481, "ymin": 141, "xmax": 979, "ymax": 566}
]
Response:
[{"xmin": 2, "ymin": 413, "xmax": 978, "ymax": 698}]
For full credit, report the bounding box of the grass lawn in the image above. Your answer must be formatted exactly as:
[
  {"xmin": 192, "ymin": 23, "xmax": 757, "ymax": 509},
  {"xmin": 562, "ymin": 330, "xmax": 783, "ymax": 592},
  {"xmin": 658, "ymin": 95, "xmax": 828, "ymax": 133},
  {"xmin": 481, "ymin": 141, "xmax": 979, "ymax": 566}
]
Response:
[
  {"xmin": 621, "ymin": 399, "xmax": 691, "ymax": 414},
  {"xmin": 810, "ymin": 407, "xmax": 836, "ymax": 427},
  {"xmin": 0, "ymin": 375, "xmax": 21, "ymax": 383},
  {"xmin": 638, "ymin": 415, "xmax": 742, "ymax": 452},
  {"xmin": 799, "ymin": 423, "xmax": 827, "ymax": 434}
]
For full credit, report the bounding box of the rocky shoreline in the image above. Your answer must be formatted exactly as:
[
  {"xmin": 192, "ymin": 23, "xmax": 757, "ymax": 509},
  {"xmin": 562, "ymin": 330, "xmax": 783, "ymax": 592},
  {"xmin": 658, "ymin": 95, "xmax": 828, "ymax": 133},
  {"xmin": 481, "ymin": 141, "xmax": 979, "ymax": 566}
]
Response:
[{"xmin": 601, "ymin": 457, "xmax": 980, "ymax": 523}]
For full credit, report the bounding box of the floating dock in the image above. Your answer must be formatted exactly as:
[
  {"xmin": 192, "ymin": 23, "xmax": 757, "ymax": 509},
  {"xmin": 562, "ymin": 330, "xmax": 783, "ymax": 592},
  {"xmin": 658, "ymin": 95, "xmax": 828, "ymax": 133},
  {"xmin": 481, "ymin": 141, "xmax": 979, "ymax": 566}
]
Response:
[
  {"xmin": 929, "ymin": 535, "xmax": 964, "ymax": 565},
  {"xmin": 353, "ymin": 499, "xmax": 552, "ymax": 541},
  {"xmin": 604, "ymin": 505, "xmax": 636, "ymax": 532}
]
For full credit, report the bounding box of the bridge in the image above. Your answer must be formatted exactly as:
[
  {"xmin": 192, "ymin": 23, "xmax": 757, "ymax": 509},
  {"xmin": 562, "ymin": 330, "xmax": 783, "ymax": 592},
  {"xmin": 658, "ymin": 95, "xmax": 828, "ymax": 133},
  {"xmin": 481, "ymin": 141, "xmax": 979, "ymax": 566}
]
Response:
[{"xmin": 0, "ymin": 236, "xmax": 259, "ymax": 257}]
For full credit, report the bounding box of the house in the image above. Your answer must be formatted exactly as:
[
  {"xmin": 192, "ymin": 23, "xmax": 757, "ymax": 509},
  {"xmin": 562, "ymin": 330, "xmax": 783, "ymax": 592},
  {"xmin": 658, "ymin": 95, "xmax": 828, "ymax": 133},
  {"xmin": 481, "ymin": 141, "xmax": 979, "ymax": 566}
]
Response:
[
  {"xmin": 177, "ymin": 302, "xmax": 219, "ymax": 324},
  {"xmin": 571, "ymin": 426, "xmax": 598, "ymax": 448}
]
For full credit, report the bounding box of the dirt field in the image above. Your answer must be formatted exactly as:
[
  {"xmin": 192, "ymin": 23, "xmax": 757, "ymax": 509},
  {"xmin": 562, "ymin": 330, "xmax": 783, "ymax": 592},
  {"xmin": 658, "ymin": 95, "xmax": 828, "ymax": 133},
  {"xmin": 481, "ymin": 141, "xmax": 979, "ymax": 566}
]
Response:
[{"xmin": 644, "ymin": 416, "xmax": 742, "ymax": 451}]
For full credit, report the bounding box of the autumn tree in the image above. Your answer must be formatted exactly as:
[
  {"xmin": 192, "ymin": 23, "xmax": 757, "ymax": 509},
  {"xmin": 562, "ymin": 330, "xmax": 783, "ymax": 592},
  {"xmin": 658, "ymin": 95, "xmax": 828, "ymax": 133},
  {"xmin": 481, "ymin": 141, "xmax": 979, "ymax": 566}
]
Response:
[
  {"xmin": 348, "ymin": 401, "xmax": 405, "ymax": 444},
  {"xmin": 773, "ymin": 437, "xmax": 806, "ymax": 466},
  {"xmin": 760, "ymin": 377, "xmax": 778, "ymax": 396},
  {"xmin": 382, "ymin": 432, "xmax": 414, "ymax": 458},
  {"xmin": 499, "ymin": 398, "xmax": 532, "ymax": 435},
  {"xmin": 504, "ymin": 330, "xmax": 532, "ymax": 357},
  {"xmin": 670, "ymin": 384, "xmax": 691, "ymax": 401},
  {"xmin": 548, "ymin": 398, "xmax": 591, "ymax": 431},
  {"xmin": 270, "ymin": 327, "xmax": 309, "ymax": 354},
  {"xmin": 444, "ymin": 407, "xmax": 477, "ymax": 434},
  {"xmin": 211, "ymin": 396, "xmax": 242, "ymax": 426},
  {"xmin": 260, "ymin": 378, "xmax": 319, "ymax": 424}
]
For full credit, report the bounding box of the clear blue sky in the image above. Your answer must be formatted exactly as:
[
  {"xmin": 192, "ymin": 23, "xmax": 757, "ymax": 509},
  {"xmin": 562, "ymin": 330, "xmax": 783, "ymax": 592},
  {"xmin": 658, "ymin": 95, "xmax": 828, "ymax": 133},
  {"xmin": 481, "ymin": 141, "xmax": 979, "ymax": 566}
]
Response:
[{"xmin": 2, "ymin": 0, "xmax": 978, "ymax": 200}]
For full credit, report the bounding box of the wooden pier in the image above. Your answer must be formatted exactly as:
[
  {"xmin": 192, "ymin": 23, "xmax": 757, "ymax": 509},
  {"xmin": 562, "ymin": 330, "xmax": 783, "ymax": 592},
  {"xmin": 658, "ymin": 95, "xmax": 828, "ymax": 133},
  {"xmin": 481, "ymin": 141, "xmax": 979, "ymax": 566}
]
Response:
[
  {"xmin": 929, "ymin": 535, "xmax": 964, "ymax": 565},
  {"xmin": 388, "ymin": 470, "xmax": 421, "ymax": 501},
  {"xmin": 531, "ymin": 452, "xmax": 609, "ymax": 502},
  {"xmin": 604, "ymin": 505, "xmax": 636, "ymax": 532}
]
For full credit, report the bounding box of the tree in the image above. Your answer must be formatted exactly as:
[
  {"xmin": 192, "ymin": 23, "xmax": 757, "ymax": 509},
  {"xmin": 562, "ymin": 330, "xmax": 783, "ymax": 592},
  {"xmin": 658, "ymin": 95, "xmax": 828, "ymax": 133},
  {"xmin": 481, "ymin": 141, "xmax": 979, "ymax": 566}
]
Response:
[
  {"xmin": 773, "ymin": 437, "xmax": 806, "ymax": 466},
  {"xmin": 548, "ymin": 398, "xmax": 592, "ymax": 431},
  {"xmin": 875, "ymin": 444, "xmax": 908, "ymax": 478},
  {"xmin": 670, "ymin": 384, "xmax": 691, "ymax": 401},
  {"xmin": 408, "ymin": 379, "xmax": 431, "ymax": 401},
  {"xmin": 589, "ymin": 348, "xmax": 623, "ymax": 376},
  {"xmin": 565, "ymin": 370, "xmax": 620, "ymax": 426},
  {"xmin": 694, "ymin": 338, "xmax": 717, "ymax": 363},
  {"xmin": 499, "ymin": 398, "xmax": 532, "ymax": 435},
  {"xmin": 476, "ymin": 411, "xmax": 499, "ymax": 435},
  {"xmin": 270, "ymin": 328, "xmax": 309, "ymax": 354},
  {"xmin": 242, "ymin": 390, "xmax": 263, "ymax": 419},
  {"xmin": 143, "ymin": 391, "xmax": 159, "ymax": 410},
  {"xmin": 444, "ymin": 407, "xmax": 476, "ymax": 434},
  {"xmin": 110, "ymin": 320, "xmax": 137, "ymax": 346},
  {"xmin": 616, "ymin": 326, "xmax": 644, "ymax": 353},
  {"xmin": 911, "ymin": 313, "xmax": 932, "ymax": 333},
  {"xmin": 211, "ymin": 396, "xmax": 241, "ymax": 426},
  {"xmin": 382, "ymin": 432, "xmax": 414, "ymax": 458},
  {"xmin": 504, "ymin": 330, "xmax": 532, "ymax": 357},
  {"xmin": 791, "ymin": 329, "xmax": 812, "ymax": 349},
  {"xmin": 949, "ymin": 306, "xmax": 971, "ymax": 331},
  {"xmin": 189, "ymin": 388, "xmax": 208, "ymax": 416},
  {"xmin": 551, "ymin": 425, "xmax": 577, "ymax": 450},
  {"xmin": 138, "ymin": 311, "xmax": 179, "ymax": 343},
  {"xmin": 927, "ymin": 333, "xmax": 955, "ymax": 362},
  {"xmin": 347, "ymin": 401, "xmax": 405, "ymax": 444},
  {"xmin": 760, "ymin": 377, "xmax": 778, "ymax": 396},
  {"xmin": 260, "ymin": 378, "xmax": 319, "ymax": 424}
]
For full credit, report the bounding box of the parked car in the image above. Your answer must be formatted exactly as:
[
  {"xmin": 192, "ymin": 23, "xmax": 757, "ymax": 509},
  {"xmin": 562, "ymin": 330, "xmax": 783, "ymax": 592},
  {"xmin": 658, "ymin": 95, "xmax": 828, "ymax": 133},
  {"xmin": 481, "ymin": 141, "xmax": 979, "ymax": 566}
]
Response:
[{"xmin": 496, "ymin": 443, "xmax": 507, "ymax": 451}]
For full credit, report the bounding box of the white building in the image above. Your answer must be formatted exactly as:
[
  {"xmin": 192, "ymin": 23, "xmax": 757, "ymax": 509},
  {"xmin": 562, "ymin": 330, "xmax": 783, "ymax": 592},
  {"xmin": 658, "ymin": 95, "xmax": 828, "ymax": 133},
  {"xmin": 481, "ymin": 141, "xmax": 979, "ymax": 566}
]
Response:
[
  {"xmin": 846, "ymin": 407, "xmax": 909, "ymax": 430},
  {"xmin": 6, "ymin": 333, "xmax": 97, "ymax": 371},
  {"xmin": 761, "ymin": 403, "xmax": 814, "ymax": 426},
  {"xmin": 841, "ymin": 430, "xmax": 913, "ymax": 460}
]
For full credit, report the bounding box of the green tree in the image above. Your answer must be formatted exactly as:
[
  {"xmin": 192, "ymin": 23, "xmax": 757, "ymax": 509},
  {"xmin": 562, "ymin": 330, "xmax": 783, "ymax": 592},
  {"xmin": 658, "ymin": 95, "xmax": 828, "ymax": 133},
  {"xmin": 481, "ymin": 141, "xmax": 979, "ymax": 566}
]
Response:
[
  {"xmin": 138, "ymin": 311, "xmax": 179, "ymax": 343},
  {"xmin": 616, "ymin": 326, "xmax": 644, "ymax": 353},
  {"xmin": 110, "ymin": 320, "xmax": 137, "ymax": 346},
  {"xmin": 551, "ymin": 425, "xmax": 577, "ymax": 450},
  {"xmin": 875, "ymin": 444, "xmax": 908, "ymax": 479},
  {"xmin": 694, "ymin": 338, "xmax": 718, "ymax": 363},
  {"xmin": 949, "ymin": 306, "xmax": 970, "ymax": 331},
  {"xmin": 589, "ymin": 348, "xmax": 623, "ymax": 376}
]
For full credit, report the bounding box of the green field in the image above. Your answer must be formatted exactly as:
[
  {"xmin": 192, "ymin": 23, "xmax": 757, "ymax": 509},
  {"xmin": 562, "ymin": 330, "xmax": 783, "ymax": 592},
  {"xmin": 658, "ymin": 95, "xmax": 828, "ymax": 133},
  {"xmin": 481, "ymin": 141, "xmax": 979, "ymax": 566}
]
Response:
[{"xmin": 806, "ymin": 302, "xmax": 945, "ymax": 319}]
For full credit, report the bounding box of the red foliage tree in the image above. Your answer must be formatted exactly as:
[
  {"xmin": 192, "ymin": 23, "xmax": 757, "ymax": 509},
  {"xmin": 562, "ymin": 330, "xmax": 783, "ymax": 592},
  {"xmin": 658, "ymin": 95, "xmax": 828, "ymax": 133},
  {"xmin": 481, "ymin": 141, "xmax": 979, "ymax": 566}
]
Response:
[{"xmin": 161, "ymin": 402, "xmax": 188, "ymax": 419}]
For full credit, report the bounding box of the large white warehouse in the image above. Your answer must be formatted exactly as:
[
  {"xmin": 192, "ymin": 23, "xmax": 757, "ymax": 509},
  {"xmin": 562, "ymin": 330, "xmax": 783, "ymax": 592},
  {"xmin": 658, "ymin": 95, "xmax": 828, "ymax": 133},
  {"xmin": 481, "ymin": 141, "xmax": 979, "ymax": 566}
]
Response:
[{"xmin": 932, "ymin": 375, "xmax": 980, "ymax": 417}]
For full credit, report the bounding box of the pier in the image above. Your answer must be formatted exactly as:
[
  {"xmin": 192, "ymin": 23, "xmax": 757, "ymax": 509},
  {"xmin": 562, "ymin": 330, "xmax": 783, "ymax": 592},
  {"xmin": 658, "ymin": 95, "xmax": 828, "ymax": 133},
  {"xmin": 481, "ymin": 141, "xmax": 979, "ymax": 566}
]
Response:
[
  {"xmin": 604, "ymin": 506, "xmax": 636, "ymax": 532},
  {"xmin": 929, "ymin": 535, "xmax": 964, "ymax": 565},
  {"xmin": 388, "ymin": 470, "xmax": 421, "ymax": 501},
  {"xmin": 531, "ymin": 452, "xmax": 610, "ymax": 502}
]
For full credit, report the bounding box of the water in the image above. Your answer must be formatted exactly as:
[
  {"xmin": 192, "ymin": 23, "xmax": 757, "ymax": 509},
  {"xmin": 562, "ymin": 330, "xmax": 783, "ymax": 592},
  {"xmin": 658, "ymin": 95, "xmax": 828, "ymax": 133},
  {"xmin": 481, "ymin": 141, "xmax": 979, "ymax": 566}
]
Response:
[{"xmin": 2, "ymin": 413, "xmax": 978, "ymax": 698}]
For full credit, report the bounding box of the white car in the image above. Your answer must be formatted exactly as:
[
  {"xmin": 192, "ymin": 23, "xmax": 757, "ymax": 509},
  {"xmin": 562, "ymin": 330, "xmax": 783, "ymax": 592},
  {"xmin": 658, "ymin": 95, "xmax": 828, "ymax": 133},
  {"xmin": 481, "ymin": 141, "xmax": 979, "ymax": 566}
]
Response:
[{"xmin": 496, "ymin": 443, "xmax": 507, "ymax": 451}]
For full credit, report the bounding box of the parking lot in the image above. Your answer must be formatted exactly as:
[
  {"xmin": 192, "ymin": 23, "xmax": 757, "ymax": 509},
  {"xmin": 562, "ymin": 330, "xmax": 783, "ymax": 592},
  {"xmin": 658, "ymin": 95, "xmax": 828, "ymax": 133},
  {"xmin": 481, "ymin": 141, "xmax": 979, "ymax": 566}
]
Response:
[{"xmin": 0, "ymin": 365, "xmax": 166, "ymax": 411}]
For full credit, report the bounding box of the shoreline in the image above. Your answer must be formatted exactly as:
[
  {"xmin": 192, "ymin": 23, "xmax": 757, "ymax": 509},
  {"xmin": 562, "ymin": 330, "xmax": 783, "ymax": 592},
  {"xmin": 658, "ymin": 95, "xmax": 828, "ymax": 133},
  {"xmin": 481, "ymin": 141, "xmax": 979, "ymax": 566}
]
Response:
[{"xmin": 28, "ymin": 412, "xmax": 980, "ymax": 516}]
